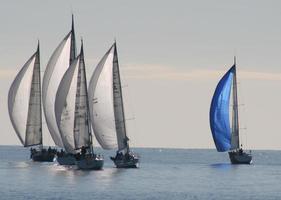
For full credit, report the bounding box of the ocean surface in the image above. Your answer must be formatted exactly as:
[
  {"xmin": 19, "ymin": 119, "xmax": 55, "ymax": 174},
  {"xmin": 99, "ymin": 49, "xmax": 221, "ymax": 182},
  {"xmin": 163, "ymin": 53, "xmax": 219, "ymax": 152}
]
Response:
[{"xmin": 0, "ymin": 146, "xmax": 280, "ymax": 200}]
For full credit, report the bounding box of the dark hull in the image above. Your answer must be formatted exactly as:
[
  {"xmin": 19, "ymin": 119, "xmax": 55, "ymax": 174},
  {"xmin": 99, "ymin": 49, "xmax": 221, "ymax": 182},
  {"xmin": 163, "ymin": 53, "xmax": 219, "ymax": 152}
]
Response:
[
  {"xmin": 31, "ymin": 152, "xmax": 55, "ymax": 162},
  {"xmin": 76, "ymin": 155, "xmax": 104, "ymax": 170},
  {"xmin": 111, "ymin": 151, "xmax": 139, "ymax": 168},
  {"xmin": 56, "ymin": 154, "xmax": 76, "ymax": 165},
  {"xmin": 228, "ymin": 151, "xmax": 252, "ymax": 164},
  {"xmin": 111, "ymin": 157, "xmax": 139, "ymax": 168}
]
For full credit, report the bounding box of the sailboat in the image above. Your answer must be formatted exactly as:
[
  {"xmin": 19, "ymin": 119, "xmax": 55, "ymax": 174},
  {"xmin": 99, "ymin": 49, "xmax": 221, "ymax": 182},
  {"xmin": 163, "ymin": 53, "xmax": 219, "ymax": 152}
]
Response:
[
  {"xmin": 8, "ymin": 43, "xmax": 56, "ymax": 162},
  {"xmin": 88, "ymin": 42, "xmax": 139, "ymax": 168},
  {"xmin": 209, "ymin": 58, "xmax": 252, "ymax": 164},
  {"xmin": 55, "ymin": 41, "xmax": 104, "ymax": 170},
  {"xmin": 42, "ymin": 15, "xmax": 77, "ymax": 165}
]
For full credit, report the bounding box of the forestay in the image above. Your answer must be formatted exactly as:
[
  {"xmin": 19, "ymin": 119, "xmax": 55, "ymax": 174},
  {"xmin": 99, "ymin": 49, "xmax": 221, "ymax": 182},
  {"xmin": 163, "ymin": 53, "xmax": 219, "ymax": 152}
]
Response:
[{"xmin": 8, "ymin": 47, "xmax": 42, "ymax": 147}]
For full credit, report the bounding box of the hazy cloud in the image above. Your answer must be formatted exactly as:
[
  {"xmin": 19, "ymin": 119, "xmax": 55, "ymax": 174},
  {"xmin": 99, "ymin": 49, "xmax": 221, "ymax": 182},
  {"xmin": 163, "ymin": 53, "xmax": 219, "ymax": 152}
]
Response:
[
  {"xmin": 0, "ymin": 68, "xmax": 16, "ymax": 79},
  {"xmin": 122, "ymin": 64, "xmax": 281, "ymax": 81},
  {"xmin": 3, "ymin": 64, "xmax": 281, "ymax": 82}
]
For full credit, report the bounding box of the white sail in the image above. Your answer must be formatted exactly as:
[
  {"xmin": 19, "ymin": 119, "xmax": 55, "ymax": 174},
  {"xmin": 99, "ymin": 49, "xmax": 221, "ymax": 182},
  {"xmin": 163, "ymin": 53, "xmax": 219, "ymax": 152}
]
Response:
[
  {"xmin": 55, "ymin": 47, "xmax": 90, "ymax": 153},
  {"xmin": 89, "ymin": 43, "xmax": 128, "ymax": 151},
  {"xmin": 89, "ymin": 45, "xmax": 117, "ymax": 149},
  {"xmin": 42, "ymin": 30, "xmax": 76, "ymax": 148},
  {"xmin": 8, "ymin": 47, "xmax": 42, "ymax": 147}
]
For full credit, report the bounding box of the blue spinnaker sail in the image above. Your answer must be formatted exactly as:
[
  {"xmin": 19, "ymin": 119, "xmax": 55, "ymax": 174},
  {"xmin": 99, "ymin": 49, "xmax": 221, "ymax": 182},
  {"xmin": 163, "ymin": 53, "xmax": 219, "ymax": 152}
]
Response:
[{"xmin": 210, "ymin": 66, "xmax": 235, "ymax": 152}]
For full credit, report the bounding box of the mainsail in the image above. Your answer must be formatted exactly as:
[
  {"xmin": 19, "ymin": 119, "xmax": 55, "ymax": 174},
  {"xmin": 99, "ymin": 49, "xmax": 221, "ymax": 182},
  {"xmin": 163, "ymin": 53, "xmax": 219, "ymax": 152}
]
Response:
[
  {"xmin": 55, "ymin": 43, "xmax": 91, "ymax": 153},
  {"xmin": 42, "ymin": 17, "xmax": 76, "ymax": 148},
  {"xmin": 209, "ymin": 66, "xmax": 235, "ymax": 152},
  {"xmin": 8, "ymin": 44, "xmax": 42, "ymax": 147},
  {"xmin": 89, "ymin": 43, "xmax": 129, "ymax": 152}
]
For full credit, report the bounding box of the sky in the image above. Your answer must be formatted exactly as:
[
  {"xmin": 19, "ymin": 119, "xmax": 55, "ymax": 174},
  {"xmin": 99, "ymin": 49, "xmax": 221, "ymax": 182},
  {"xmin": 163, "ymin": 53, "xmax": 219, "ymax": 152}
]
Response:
[{"xmin": 1, "ymin": 0, "xmax": 281, "ymax": 150}]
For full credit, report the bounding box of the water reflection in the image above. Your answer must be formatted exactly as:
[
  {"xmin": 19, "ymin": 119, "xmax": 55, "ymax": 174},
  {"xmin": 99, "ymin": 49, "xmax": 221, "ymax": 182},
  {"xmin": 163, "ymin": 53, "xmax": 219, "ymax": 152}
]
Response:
[
  {"xmin": 44, "ymin": 162, "xmax": 127, "ymax": 186},
  {"xmin": 11, "ymin": 161, "xmax": 30, "ymax": 169},
  {"xmin": 210, "ymin": 163, "xmax": 234, "ymax": 170}
]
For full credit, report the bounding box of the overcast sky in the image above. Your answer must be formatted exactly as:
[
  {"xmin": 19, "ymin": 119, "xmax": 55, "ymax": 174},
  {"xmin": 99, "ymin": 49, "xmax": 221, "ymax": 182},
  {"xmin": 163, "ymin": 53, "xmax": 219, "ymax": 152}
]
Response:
[{"xmin": 1, "ymin": 0, "xmax": 281, "ymax": 150}]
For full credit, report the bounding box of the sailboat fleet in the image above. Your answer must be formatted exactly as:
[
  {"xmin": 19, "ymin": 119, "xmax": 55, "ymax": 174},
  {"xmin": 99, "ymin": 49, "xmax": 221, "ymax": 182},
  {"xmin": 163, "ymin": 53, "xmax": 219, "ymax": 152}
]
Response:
[
  {"xmin": 8, "ymin": 16, "xmax": 254, "ymax": 167},
  {"xmin": 8, "ymin": 16, "xmax": 139, "ymax": 169}
]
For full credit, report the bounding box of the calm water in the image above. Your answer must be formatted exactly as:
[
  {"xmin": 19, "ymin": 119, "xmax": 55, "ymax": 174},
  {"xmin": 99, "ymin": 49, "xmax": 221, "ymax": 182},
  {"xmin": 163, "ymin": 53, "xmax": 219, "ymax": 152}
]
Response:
[{"xmin": 0, "ymin": 146, "xmax": 280, "ymax": 200}]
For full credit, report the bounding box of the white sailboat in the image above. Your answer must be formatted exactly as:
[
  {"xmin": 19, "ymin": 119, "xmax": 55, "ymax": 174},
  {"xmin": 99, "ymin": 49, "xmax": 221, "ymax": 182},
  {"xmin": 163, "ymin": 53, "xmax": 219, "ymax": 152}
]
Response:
[
  {"xmin": 55, "ymin": 41, "xmax": 104, "ymax": 170},
  {"xmin": 8, "ymin": 43, "xmax": 56, "ymax": 162},
  {"xmin": 42, "ymin": 16, "xmax": 77, "ymax": 165},
  {"xmin": 89, "ymin": 42, "xmax": 139, "ymax": 168}
]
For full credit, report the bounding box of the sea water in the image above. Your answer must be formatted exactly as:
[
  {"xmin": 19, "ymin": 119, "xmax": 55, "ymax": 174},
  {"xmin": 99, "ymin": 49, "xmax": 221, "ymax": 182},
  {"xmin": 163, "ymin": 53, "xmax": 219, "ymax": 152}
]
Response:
[{"xmin": 0, "ymin": 146, "xmax": 280, "ymax": 200}]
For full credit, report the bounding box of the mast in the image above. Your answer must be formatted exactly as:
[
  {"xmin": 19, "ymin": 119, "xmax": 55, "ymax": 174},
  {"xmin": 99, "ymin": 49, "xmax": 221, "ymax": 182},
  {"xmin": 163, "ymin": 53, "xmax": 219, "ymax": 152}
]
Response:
[
  {"xmin": 80, "ymin": 40, "xmax": 94, "ymax": 154},
  {"xmin": 37, "ymin": 41, "xmax": 43, "ymax": 149},
  {"xmin": 70, "ymin": 14, "xmax": 76, "ymax": 64},
  {"xmin": 113, "ymin": 42, "xmax": 129, "ymax": 152},
  {"xmin": 231, "ymin": 56, "xmax": 240, "ymax": 150}
]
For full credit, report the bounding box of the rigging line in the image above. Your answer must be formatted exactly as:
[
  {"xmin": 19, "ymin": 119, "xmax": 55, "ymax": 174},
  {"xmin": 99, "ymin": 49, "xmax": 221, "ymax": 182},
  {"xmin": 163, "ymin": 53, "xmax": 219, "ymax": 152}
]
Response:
[
  {"xmin": 118, "ymin": 60, "xmax": 136, "ymax": 120},
  {"xmin": 237, "ymin": 73, "xmax": 249, "ymax": 149},
  {"xmin": 119, "ymin": 72, "xmax": 138, "ymax": 140}
]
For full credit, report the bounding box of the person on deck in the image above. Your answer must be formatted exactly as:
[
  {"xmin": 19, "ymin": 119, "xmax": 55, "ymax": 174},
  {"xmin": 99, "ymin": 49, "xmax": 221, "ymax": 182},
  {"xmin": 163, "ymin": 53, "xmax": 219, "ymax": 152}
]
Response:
[
  {"xmin": 81, "ymin": 146, "xmax": 86, "ymax": 157},
  {"xmin": 48, "ymin": 146, "xmax": 52, "ymax": 154},
  {"xmin": 239, "ymin": 148, "xmax": 243, "ymax": 155}
]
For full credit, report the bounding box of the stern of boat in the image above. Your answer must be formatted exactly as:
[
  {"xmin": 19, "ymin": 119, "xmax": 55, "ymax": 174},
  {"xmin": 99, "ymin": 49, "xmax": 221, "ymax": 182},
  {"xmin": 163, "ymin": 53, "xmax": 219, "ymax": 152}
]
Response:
[
  {"xmin": 76, "ymin": 154, "xmax": 104, "ymax": 170},
  {"xmin": 56, "ymin": 153, "xmax": 76, "ymax": 165},
  {"xmin": 31, "ymin": 148, "xmax": 56, "ymax": 162},
  {"xmin": 228, "ymin": 150, "xmax": 252, "ymax": 164},
  {"xmin": 111, "ymin": 152, "xmax": 139, "ymax": 168}
]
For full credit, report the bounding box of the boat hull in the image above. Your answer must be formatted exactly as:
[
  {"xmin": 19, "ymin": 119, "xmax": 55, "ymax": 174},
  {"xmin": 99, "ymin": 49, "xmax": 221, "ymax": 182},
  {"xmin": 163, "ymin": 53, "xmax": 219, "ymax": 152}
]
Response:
[
  {"xmin": 110, "ymin": 152, "xmax": 139, "ymax": 168},
  {"xmin": 228, "ymin": 151, "xmax": 252, "ymax": 164},
  {"xmin": 56, "ymin": 154, "xmax": 76, "ymax": 165},
  {"xmin": 31, "ymin": 151, "xmax": 55, "ymax": 162},
  {"xmin": 111, "ymin": 157, "xmax": 139, "ymax": 168},
  {"xmin": 76, "ymin": 155, "xmax": 104, "ymax": 170}
]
